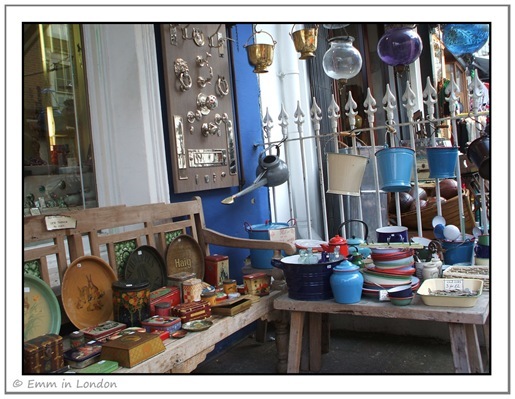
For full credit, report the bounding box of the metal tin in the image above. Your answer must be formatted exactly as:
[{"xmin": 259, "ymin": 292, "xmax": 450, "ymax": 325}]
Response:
[
  {"xmin": 243, "ymin": 273, "xmax": 271, "ymax": 296},
  {"xmin": 23, "ymin": 333, "xmax": 64, "ymax": 374},
  {"xmin": 112, "ymin": 280, "xmax": 151, "ymax": 327},
  {"xmin": 223, "ymin": 279, "xmax": 237, "ymax": 294},
  {"xmin": 69, "ymin": 331, "xmax": 85, "ymax": 349},
  {"xmin": 154, "ymin": 302, "xmax": 171, "ymax": 317},
  {"xmin": 204, "ymin": 254, "xmax": 230, "ymax": 287},
  {"xmin": 80, "ymin": 320, "xmax": 127, "ymax": 341},
  {"xmin": 182, "ymin": 278, "xmax": 203, "ymax": 303},
  {"xmin": 63, "ymin": 339, "xmax": 103, "ymax": 369},
  {"xmin": 150, "ymin": 286, "xmax": 180, "ymax": 316},
  {"xmin": 141, "ymin": 315, "xmax": 182, "ymax": 334},
  {"xmin": 167, "ymin": 272, "xmax": 196, "ymax": 302},
  {"xmin": 170, "ymin": 301, "xmax": 211, "ymax": 323},
  {"xmin": 201, "ymin": 291, "xmax": 217, "ymax": 306}
]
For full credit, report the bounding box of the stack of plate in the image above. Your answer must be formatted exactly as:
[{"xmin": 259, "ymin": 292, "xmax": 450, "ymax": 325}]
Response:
[{"xmin": 361, "ymin": 249, "xmax": 420, "ymax": 298}]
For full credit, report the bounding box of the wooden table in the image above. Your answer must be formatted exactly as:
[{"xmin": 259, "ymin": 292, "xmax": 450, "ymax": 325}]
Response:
[
  {"xmin": 274, "ymin": 292, "xmax": 490, "ymax": 374},
  {"xmin": 115, "ymin": 290, "xmax": 286, "ymax": 373}
]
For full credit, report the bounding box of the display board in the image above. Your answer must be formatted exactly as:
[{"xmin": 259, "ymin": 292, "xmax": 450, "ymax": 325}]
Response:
[{"xmin": 160, "ymin": 24, "xmax": 239, "ymax": 193}]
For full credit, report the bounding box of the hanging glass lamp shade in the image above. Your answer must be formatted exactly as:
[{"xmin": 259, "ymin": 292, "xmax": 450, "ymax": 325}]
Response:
[
  {"xmin": 377, "ymin": 26, "xmax": 423, "ymax": 67},
  {"xmin": 322, "ymin": 36, "xmax": 362, "ymax": 81},
  {"xmin": 442, "ymin": 24, "xmax": 489, "ymax": 56}
]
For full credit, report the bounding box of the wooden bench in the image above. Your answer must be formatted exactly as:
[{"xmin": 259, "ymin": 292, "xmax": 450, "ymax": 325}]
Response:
[{"xmin": 23, "ymin": 196, "xmax": 296, "ymax": 293}]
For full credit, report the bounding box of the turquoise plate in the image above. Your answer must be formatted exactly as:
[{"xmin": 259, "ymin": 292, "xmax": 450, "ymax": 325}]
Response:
[{"xmin": 24, "ymin": 274, "xmax": 61, "ymax": 341}]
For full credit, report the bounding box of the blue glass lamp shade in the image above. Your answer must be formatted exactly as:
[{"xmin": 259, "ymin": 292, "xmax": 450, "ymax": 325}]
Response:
[
  {"xmin": 322, "ymin": 36, "xmax": 363, "ymax": 81},
  {"xmin": 377, "ymin": 26, "xmax": 423, "ymax": 67},
  {"xmin": 442, "ymin": 24, "xmax": 489, "ymax": 56}
]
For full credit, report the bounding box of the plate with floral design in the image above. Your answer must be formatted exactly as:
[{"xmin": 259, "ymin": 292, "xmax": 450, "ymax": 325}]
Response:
[
  {"xmin": 62, "ymin": 256, "xmax": 117, "ymax": 329},
  {"xmin": 24, "ymin": 275, "xmax": 61, "ymax": 341}
]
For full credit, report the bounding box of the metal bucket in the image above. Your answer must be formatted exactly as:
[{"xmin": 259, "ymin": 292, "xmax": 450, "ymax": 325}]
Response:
[
  {"xmin": 426, "ymin": 146, "xmax": 459, "ymax": 178},
  {"xmin": 326, "ymin": 152, "xmax": 369, "ymax": 196},
  {"xmin": 245, "ymin": 220, "xmax": 295, "ymax": 269},
  {"xmin": 467, "ymin": 135, "xmax": 490, "ymax": 180},
  {"xmin": 375, "ymin": 147, "xmax": 415, "ymax": 192},
  {"xmin": 441, "ymin": 237, "xmax": 475, "ymax": 265}
]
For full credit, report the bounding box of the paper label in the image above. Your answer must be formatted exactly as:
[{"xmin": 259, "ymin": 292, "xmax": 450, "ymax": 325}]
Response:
[
  {"xmin": 45, "ymin": 215, "xmax": 77, "ymax": 230},
  {"xmin": 379, "ymin": 290, "xmax": 389, "ymax": 301},
  {"xmin": 444, "ymin": 279, "xmax": 464, "ymax": 291},
  {"xmin": 268, "ymin": 227, "xmax": 296, "ymax": 244}
]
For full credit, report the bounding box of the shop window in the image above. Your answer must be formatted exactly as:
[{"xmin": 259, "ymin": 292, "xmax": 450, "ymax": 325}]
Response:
[{"xmin": 23, "ymin": 24, "xmax": 97, "ymax": 216}]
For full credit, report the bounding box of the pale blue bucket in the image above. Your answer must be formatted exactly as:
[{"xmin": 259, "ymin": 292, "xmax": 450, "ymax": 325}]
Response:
[
  {"xmin": 426, "ymin": 146, "xmax": 458, "ymax": 178},
  {"xmin": 375, "ymin": 147, "xmax": 415, "ymax": 192},
  {"xmin": 441, "ymin": 238, "xmax": 475, "ymax": 265},
  {"xmin": 245, "ymin": 220, "xmax": 295, "ymax": 269}
]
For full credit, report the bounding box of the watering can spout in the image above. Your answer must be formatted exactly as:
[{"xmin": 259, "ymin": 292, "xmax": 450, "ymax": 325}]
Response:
[{"xmin": 221, "ymin": 176, "xmax": 268, "ymax": 205}]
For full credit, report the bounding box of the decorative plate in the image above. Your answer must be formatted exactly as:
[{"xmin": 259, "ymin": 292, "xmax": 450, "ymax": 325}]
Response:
[
  {"xmin": 124, "ymin": 245, "xmax": 167, "ymax": 292},
  {"xmin": 181, "ymin": 320, "xmax": 213, "ymax": 332},
  {"xmin": 62, "ymin": 256, "xmax": 117, "ymax": 329},
  {"xmin": 165, "ymin": 235, "xmax": 204, "ymax": 279},
  {"xmin": 24, "ymin": 275, "xmax": 61, "ymax": 341}
]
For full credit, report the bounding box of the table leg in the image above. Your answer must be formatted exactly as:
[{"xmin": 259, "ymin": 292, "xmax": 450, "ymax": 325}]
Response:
[
  {"xmin": 274, "ymin": 312, "xmax": 289, "ymax": 374},
  {"xmin": 309, "ymin": 312, "xmax": 322, "ymax": 372},
  {"xmin": 449, "ymin": 322, "xmax": 485, "ymax": 373},
  {"xmin": 287, "ymin": 311, "xmax": 305, "ymax": 373},
  {"xmin": 465, "ymin": 324, "xmax": 484, "ymax": 373}
]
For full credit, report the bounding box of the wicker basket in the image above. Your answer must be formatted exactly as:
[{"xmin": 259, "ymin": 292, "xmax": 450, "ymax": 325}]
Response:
[{"xmin": 443, "ymin": 265, "xmax": 490, "ymax": 291}]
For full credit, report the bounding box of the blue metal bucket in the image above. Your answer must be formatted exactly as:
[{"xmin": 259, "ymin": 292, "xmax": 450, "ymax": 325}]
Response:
[
  {"xmin": 375, "ymin": 147, "xmax": 415, "ymax": 192},
  {"xmin": 441, "ymin": 238, "xmax": 475, "ymax": 265},
  {"xmin": 245, "ymin": 220, "xmax": 295, "ymax": 269},
  {"xmin": 426, "ymin": 146, "xmax": 458, "ymax": 178}
]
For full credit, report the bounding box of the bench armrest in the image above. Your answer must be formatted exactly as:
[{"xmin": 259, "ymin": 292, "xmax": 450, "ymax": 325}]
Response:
[{"xmin": 200, "ymin": 227, "xmax": 296, "ymax": 256}]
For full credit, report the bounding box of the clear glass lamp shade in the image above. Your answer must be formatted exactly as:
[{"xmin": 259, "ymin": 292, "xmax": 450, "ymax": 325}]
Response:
[
  {"xmin": 442, "ymin": 24, "xmax": 489, "ymax": 56},
  {"xmin": 322, "ymin": 36, "xmax": 363, "ymax": 81},
  {"xmin": 377, "ymin": 26, "xmax": 423, "ymax": 67}
]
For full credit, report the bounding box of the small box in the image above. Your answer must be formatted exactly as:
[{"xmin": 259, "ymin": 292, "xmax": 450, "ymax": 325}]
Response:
[
  {"xmin": 100, "ymin": 332, "xmax": 165, "ymax": 368},
  {"xmin": 211, "ymin": 297, "xmax": 252, "ymax": 316},
  {"xmin": 24, "ymin": 334, "xmax": 64, "ymax": 374},
  {"xmin": 63, "ymin": 339, "xmax": 103, "ymax": 369},
  {"xmin": 204, "ymin": 254, "xmax": 230, "ymax": 287},
  {"xmin": 170, "ymin": 301, "xmax": 211, "ymax": 323},
  {"xmin": 81, "ymin": 320, "xmax": 127, "ymax": 341},
  {"xmin": 167, "ymin": 272, "xmax": 196, "ymax": 302},
  {"xmin": 150, "ymin": 286, "xmax": 180, "ymax": 315},
  {"xmin": 141, "ymin": 315, "xmax": 182, "ymax": 334},
  {"xmin": 77, "ymin": 359, "xmax": 119, "ymax": 374},
  {"xmin": 243, "ymin": 273, "xmax": 271, "ymax": 296}
]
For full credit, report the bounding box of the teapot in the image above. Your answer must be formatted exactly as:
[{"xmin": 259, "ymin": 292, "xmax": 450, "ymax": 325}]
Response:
[
  {"xmin": 320, "ymin": 234, "xmax": 349, "ymax": 257},
  {"xmin": 338, "ymin": 219, "xmax": 372, "ymax": 258}
]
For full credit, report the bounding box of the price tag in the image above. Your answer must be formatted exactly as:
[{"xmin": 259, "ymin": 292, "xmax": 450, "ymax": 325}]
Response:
[
  {"xmin": 444, "ymin": 279, "xmax": 464, "ymax": 291},
  {"xmin": 378, "ymin": 290, "xmax": 389, "ymax": 301}
]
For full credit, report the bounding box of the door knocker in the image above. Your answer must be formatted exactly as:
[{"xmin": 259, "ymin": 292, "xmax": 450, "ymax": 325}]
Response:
[
  {"xmin": 174, "ymin": 58, "xmax": 192, "ymax": 92},
  {"xmin": 196, "ymin": 52, "xmax": 213, "ymax": 88},
  {"xmin": 197, "ymin": 93, "xmax": 218, "ymax": 115},
  {"xmin": 192, "ymin": 28, "xmax": 205, "ymax": 47},
  {"xmin": 216, "ymin": 75, "xmax": 230, "ymax": 97}
]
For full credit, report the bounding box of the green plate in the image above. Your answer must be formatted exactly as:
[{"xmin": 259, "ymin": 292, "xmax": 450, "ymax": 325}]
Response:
[{"xmin": 24, "ymin": 275, "xmax": 61, "ymax": 341}]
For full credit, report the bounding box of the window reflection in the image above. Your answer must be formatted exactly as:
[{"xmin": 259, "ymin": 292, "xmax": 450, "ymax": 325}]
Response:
[{"xmin": 23, "ymin": 24, "xmax": 97, "ymax": 216}]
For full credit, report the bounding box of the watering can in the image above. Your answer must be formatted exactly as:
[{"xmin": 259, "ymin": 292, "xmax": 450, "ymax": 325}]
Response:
[
  {"xmin": 222, "ymin": 146, "xmax": 288, "ymax": 204},
  {"xmin": 337, "ymin": 219, "xmax": 371, "ymax": 258}
]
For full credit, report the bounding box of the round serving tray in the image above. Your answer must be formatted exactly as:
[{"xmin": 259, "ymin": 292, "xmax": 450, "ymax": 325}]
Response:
[
  {"xmin": 182, "ymin": 320, "xmax": 213, "ymax": 332},
  {"xmin": 124, "ymin": 245, "xmax": 166, "ymax": 292},
  {"xmin": 165, "ymin": 235, "xmax": 204, "ymax": 279},
  {"xmin": 62, "ymin": 256, "xmax": 117, "ymax": 329},
  {"xmin": 23, "ymin": 274, "xmax": 61, "ymax": 341}
]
